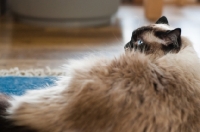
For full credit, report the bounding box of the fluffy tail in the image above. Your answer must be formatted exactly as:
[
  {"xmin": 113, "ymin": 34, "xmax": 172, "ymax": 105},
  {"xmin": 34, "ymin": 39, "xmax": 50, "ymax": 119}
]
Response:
[{"xmin": 0, "ymin": 93, "xmax": 37, "ymax": 132}]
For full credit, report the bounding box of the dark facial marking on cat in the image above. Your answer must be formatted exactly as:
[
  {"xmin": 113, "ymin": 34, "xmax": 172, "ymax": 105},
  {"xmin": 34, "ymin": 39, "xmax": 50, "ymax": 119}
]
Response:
[
  {"xmin": 124, "ymin": 41, "xmax": 133, "ymax": 51},
  {"xmin": 161, "ymin": 44, "xmax": 179, "ymax": 54},
  {"xmin": 131, "ymin": 26, "xmax": 153, "ymax": 41},
  {"xmin": 154, "ymin": 30, "xmax": 167, "ymax": 39},
  {"xmin": 124, "ymin": 27, "xmax": 153, "ymax": 51},
  {"xmin": 134, "ymin": 42, "xmax": 151, "ymax": 53}
]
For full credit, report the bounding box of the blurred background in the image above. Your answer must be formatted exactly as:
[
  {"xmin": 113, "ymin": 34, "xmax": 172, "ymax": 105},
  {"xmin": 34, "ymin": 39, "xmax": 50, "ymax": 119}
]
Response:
[{"xmin": 0, "ymin": 0, "xmax": 200, "ymax": 71}]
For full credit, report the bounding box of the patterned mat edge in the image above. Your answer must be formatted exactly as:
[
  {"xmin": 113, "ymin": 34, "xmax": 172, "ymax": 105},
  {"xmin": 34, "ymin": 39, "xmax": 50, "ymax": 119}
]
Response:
[{"xmin": 0, "ymin": 67, "xmax": 67, "ymax": 76}]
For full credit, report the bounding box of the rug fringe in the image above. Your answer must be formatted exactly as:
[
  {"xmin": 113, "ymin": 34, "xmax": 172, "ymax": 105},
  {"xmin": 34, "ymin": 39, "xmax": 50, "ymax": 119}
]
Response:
[{"xmin": 0, "ymin": 67, "xmax": 67, "ymax": 76}]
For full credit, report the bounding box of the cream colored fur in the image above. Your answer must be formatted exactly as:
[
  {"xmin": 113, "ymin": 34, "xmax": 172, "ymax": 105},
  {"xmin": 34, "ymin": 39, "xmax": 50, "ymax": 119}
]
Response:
[{"xmin": 6, "ymin": 34, "xmax": 200, "ymax": 131}]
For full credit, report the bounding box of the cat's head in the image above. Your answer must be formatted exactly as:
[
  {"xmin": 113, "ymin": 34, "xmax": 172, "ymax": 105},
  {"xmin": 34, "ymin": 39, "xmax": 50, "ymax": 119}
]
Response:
[{"xmin": 124, "ymin": 16, "xmax": 182, "ymax": 57}]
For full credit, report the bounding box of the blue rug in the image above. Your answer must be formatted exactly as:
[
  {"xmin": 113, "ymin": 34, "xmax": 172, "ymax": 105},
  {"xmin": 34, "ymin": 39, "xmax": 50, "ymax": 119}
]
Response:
[{"xmin": 0, "ymin": 77, "xmax": 57, "ymax": 96}]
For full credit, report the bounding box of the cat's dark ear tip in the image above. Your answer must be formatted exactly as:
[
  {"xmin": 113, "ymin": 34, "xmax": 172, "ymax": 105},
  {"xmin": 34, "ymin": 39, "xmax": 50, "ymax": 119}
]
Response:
[
  {"xmin": 156, "ymin": 16, "xmax": 169, "ymax": 25},
  {"xmin": 174, "ymin": 28, "xmax": 181, "ymax": 35},
  {"xmin": 176, "ymin": 28, "xmax": 181, "ymax": 31},
  {"xmin": 160, "ymin": 16, "xmax": 167, "ymax": 19}
]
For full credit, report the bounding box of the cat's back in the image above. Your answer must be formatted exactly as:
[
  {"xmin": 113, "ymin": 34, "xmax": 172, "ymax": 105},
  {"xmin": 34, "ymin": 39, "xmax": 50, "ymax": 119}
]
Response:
[
  {"xmin": 4, "ymin": 46, "xmax": 200, "ymax": 132},
  {"xmin": 62, "ymin": 49, "xmax": 200, "ymax": 132}
]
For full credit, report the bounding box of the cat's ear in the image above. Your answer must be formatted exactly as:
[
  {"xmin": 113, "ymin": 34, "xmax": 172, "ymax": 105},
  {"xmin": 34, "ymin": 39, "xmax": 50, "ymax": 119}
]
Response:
[
  {"xmin": 156, "ymin": 16, "xmax": 169, "ymax": 25},
  {"xmin": 166, "ymin": 28, "xmax": 181, "ymax": 47}
]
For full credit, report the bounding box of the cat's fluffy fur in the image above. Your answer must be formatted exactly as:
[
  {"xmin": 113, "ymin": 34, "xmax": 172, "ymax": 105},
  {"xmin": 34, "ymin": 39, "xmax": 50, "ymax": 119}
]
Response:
[{"xmin": 1, "ymin": 17, "xmax": 200, "ymax": 132}]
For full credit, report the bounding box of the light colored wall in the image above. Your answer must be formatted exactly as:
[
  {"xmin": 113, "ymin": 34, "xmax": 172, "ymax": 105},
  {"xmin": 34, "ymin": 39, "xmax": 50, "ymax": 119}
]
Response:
[{"xmin": 165, "ymin": 0, "xmax": 197, "ymax": 4}]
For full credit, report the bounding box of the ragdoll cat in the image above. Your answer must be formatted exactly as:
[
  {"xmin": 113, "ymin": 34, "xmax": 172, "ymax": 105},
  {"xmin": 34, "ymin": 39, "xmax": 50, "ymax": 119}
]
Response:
[{"xmin": 1, "ymin": 16, "xmax": 200, "ymax": 132}]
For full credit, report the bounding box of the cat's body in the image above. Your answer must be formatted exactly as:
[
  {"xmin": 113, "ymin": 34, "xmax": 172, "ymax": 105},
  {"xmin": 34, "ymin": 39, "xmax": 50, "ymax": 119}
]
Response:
[{"xmin": 1, "ymin": 16, "xmax": 200, "ymax": 132}]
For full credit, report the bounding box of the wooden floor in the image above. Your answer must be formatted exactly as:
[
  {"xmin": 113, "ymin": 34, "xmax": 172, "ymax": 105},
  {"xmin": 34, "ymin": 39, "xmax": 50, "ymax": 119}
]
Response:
[{"xmin": 0, "ymin": 4, "xmax": 200, "ymax": 70}]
